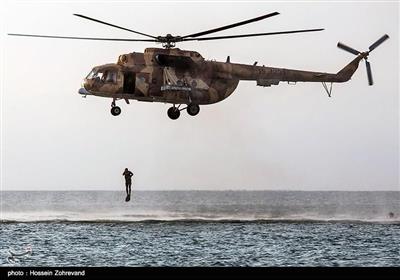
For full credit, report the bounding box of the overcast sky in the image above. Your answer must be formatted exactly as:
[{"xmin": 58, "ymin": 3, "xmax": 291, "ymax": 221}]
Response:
[{"xmin": 1, "ymin": 0, "xmax": 398, "ymax": 191}]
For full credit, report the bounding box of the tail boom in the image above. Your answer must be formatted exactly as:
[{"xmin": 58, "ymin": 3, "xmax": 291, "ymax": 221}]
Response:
[{"xmin": 212, "ymin": 54, "xmax": 363, "ymax": 85}]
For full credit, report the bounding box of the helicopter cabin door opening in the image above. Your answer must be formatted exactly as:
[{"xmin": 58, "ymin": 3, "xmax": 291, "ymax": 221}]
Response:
[{"xmin": 123, "ymin": 72, "xmax": 135, "ymax": 94}]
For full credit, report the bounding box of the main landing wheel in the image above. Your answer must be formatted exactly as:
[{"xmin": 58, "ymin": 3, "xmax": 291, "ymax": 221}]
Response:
[
  {"xmin": 187, "ymin": 104, "xmax": 200, "ymax": 116},
  {"xmin": 111, "ymin": 106, "xmax": 121, "ymax": 116},
  {"xmin": 167, "ymin": 107, "xmax": 180, "ymax": 120}
]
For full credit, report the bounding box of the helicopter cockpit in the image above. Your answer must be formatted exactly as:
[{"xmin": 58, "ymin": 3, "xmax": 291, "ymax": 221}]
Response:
[
  {"xmin": 79, "ymin": 65, "xmax": 122, "ymax": 96},
  {"xmin": 86, "ymin": 68, "xmax": 117, "ymax": 84},
  {"xmin": 80, "ymin": 64, "xmax": 137, "ymax": 97}
]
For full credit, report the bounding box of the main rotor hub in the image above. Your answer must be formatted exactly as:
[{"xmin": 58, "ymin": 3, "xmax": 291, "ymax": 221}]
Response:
[{"xmin": 157, "ymin": 34, "xmax": 183, "ymax": 49}]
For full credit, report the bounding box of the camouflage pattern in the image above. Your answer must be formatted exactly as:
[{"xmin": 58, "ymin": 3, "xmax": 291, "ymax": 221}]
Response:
[{"xmin": 80, "ymin": 47, "xmax": 364, "ymax": 105}]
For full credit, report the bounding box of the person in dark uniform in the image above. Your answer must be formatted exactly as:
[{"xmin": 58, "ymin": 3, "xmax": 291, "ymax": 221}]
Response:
[{"xmin": 122, "ymin": 168, "xmax": 134, "ymax": 198}]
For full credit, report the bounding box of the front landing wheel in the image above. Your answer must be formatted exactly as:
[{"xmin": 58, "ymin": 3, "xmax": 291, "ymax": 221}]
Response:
[
  {"xmin": 167, "ymin": 107, "xmax": 180, "ymax": 120},
  {"xmin": 111, "ymin": 106, "xmax": 121, "ymax": 116}
]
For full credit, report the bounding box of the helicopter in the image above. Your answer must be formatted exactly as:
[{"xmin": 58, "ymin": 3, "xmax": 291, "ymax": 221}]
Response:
[{"xmin": 8, "ymin": 12, "xmax": 389, "ymax": 120}]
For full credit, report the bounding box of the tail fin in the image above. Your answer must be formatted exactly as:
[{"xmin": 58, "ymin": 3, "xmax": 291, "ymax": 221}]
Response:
[{"xmin": 335, "ymin": 55, "xmax": 364, "ymax": 82}]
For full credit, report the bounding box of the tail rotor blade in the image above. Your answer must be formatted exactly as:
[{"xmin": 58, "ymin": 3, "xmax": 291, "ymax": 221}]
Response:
[
  {"xmin": 337, "ymin": 42, "xmax": 361, "ymax": 55},
  {"xmin": 365, "ymin": 60, "xmax": 373, "ymax": 86},
  {"xmin": 369, "ymin": 34, "xmax": 390, "ymax": 52}
]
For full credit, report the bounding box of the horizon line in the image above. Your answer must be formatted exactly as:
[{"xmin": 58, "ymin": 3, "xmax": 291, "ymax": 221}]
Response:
[{"xmin": 1, "ymin": 189, "xmax": 399, "ymax": 192}]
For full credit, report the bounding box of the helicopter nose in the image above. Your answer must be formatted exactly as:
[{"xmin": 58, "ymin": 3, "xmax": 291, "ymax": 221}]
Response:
[
  {"xmin": 78, "ymin": 87, "xmax": 90, "ymax": 95},
  {"xmin": 78, "ymin": 80, "xmax": 91, "ymax": 95}
]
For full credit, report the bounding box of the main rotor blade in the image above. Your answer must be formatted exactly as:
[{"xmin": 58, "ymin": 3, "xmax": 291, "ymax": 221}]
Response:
[
  {"xmin": 7, "ymin": 33, "xmax": 157, "ymax": 42},
  {"xmin": 337, "ymin": 42, "xmax": 361, "ymax": 55},
  {"xmin": 182, "ymin": 28, "xmax": 324, "ymax": 41},
  {"xmin": 369, "ymin": 34, "xmax": 389, "ymax": 52},
  {"xmin": 181, "ymin": 12, "xmax": 280, "ymax": 39},
  {"xmin": 365, "ymin": 60, "xmax": 373, "ymax": 86},
  {"xmin": 73, "ymin": 14, "xmax": 157, "ymax": 39}
]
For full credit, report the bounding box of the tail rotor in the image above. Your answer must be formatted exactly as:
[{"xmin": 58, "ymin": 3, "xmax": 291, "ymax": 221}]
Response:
[
  {"xmin": 337, "ymin": 34, "xmax": 389, "ymax": 86},
  {"xmin": 369, "ymin": 34, "xmax": 389, "ymax": 52},
  {"xmin": 337, "ymin": 42, "xmax": 361, "ymax": 56}
]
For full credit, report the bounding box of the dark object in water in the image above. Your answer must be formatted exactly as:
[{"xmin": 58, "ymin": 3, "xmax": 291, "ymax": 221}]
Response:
[
  {"xmin": 125, "ymin": 194, "xmax": 130, "ymax": 202},
  {"xmin": 388, "ymin": 212, "xmax": 394, "ymax": 218}
]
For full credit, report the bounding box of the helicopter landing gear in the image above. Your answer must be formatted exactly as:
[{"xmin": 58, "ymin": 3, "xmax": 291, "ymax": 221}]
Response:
[
  {"xmin": 187, "ymin": 104, "xmax": 200, "ymax": 116},
  {"xmin": 111, "ymin": 99, "xmax": 121, "ymax": 116},
  {"xmin": 111, "ymin": 106, "xmax": 121, "ymax": 116},
  {"xmin": 167, "ymin": 106, "xmax": 180, "ymax": 120},
  {"xmin": 167, "ymin": 104, "xmax": 200, "ymax": 119}
]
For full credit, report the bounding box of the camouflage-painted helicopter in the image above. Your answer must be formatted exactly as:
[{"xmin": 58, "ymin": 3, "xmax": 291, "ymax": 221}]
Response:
[{"xmin": 8, "ymin": 12, "xmax": 389, "ymax": 120}]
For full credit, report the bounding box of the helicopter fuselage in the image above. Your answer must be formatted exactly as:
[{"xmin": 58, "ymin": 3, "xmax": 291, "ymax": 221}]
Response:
[
  {"xmin": 80, "ymin": 48, "xmax": 240, "ymax": 105},
  {"xmin": 80, "ymin": 47, "xmax": 362, "ymax": 107}
]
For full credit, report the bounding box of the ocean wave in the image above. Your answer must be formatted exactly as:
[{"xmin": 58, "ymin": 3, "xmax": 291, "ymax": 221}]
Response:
[{"xmin": 1, "ymin": 213, "xmax": 399, "ymax": 224}]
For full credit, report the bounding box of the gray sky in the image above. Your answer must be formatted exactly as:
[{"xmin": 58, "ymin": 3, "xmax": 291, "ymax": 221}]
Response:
[{"xmin": 1, "ymin": 0, "xmax": 398, "ymax": 191}]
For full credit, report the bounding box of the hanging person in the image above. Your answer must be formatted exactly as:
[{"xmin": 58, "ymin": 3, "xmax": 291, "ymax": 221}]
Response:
[{"xmin": 122, "ymin": 168, "xmax": 134, "ymax": 202}]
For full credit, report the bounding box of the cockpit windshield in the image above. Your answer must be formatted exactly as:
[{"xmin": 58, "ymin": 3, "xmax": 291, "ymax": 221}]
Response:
[
  {"xmin": 86, "ymin": 69, "xmax": 117, "ymax": 83},
  {"xmin": 86, "ymin": 69, "xmax": 97, "ymax": 79}
]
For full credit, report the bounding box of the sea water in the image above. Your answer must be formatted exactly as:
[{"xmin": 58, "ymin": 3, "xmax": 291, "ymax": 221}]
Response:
[{"xmin": 1, "ymin": 191, "xmax": 399, "ymax": 266}]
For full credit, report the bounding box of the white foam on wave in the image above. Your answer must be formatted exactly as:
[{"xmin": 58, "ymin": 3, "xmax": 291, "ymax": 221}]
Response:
[{"xmin": 1, "ymin": 211, "xmax": 399, "ymax": 224}]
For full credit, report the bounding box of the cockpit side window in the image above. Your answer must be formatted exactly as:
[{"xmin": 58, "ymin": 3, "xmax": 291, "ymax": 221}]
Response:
[
  {"xmin": 101, "ymin": 71, "xmax": 107, "ymax": 82},
  {"xmin": 87, "ymin": 69, "xmax": 104, "ymax": 81},
  {"xmin": 87, "ymin": 69, "xmax": 116, "ymax": 83},
  {"xmin": 105, "ymin": 71, "xmax": 117, "ymax": 83}
]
